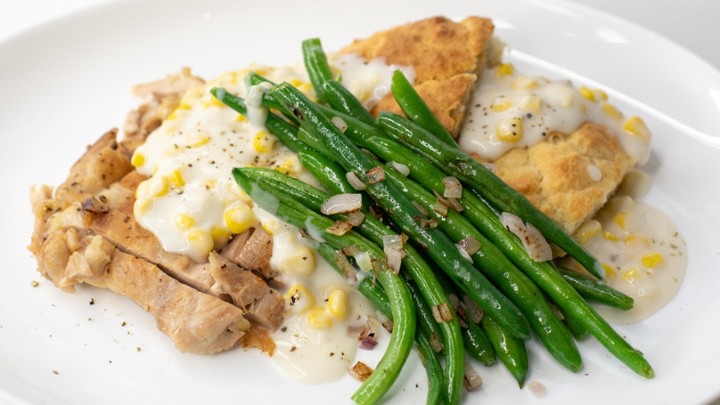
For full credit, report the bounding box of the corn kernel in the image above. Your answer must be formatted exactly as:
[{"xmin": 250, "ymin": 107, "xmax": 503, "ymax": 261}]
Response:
[
  {"xmin": 491, "ymin": 97, "xmax": 512, "ymax": 113},
  {"xmin": 146, "ymin": 176, "xmax": 170, "ymax": 198},
  {"xmin": 187, "ymin": 229, "xmax": 214, "ymax": 254},
  {"xmin": 174, "ymin": 213, "xmax": 195, "ymax": 230},
  {"xmin": 133, "ymin": 198, "xmax": 153, "ymax": 216},
  {"xmin": 595, "ymin": 89, "xmax": 608, "ymax": 101},
  {"xmin": 623, "ymin": 116, "xmax": 651, "ymax": 142},
  {"xmin": 307, "ymin": 307, "xmax": 333, "ymax": 329},
  {"xmin": 575, "ymin": 220, "xmax": 601, "ymax": 244},
  {"xmin": 170, "ymin": 170, "xmax": 185, "ymax": 187},
  {"xmin": 602, "ymin": 102, "xmax": 622, "ymax": 120},
  {"xmin": 189, "ymin": 135, "xmax": 211, "ymax": 148},
  {"xmin": 578, "ymin": 86, "xmax": 596, "ymax": 102},
  {"xmin": 613, "ymin": 211, "xmax": 629, "ymax": 229},
  {"xmin": 235, "ymin": 113, "xmax": 247, "ymax": 122},
  {"xmin": 327, "ymin": 289, "xmax": 349, "ymax": 320},
  {"xmin": 603, "ymin": 231, "xmax": 620, "ymax": 241},
  {"xmin": 211, "ymin": 226, "xmax": 231, "ymax": 244},
  {"xmin": 602, "ymin": 263, "xmax": 616, "ymax": 278},
  {"xmin": 495, "ymin": 117, "xmax": 523, "ymax": 142},
  {"xmin": 253, "ymin": 131, "xmax": 275, "ymax": 153},
  {"xmin": 261, "ymin": 219, "xmax": 278, "ymax": 235},
  {"xmin": 131, "ymin": 152, "xmax": 145, "ymax": 167},
  {"xmin": 290, "ymin": 79, "xmax": 304, "ymax": 88},
  {"xmin": 277, "ymin": 246, "xmax": 316, "ymax": 276},
  {"xmin": 641, "ymin": 252, "xmax": 664, "ymax": 268},
  {"xmin": 285, "ymin": 285, "xmax": 315, "ymax": 314},
  {"xmin": 622, "ymin": 268, "xmax": 638, "ymax": 283},
  {"xmin": 519, "ymin": 95, "xmax": 542, "ymax": 113},
  {"xmin": 512, "ymin": 76, "xmax": 538, "ymax": 90},
  {"xmin": 224, "ymin": 203, "xmax": 255, "ymax": 234},
  {"xmin": 495, "ymin": 63, "xmax": 515, "ymax": 77}
]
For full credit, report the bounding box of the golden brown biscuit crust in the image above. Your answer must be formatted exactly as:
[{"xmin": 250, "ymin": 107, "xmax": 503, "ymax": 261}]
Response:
[
  {"xmin": 492, "ymin": 122, "xmax": 631, "ymax": 234},
  {"xmin": 341, "ymin": 16, "xmax": 495, "ymax": 136}
]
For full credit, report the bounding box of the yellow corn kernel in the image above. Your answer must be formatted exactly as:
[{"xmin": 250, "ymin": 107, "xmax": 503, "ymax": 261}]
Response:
[
  {"xmin": 147, "ymin": 176, "xmax": 170, "ymax": 198},
  {"xmin": 224, "ymin": 203, "xmax": 255, "ymax": 234},
  {"xmin": 602, "ymin": 102, "xmax": 622, "ymax": 120},
  {"xmin": 519, "ymin": 95, "xmax": 542, "ymax": 113},
  {"xmin": 602, "ymin": 263, "xmax": 616, "ymax": 278},
  {"xmin": 174, "ymin": 213, "xmax": 195, "ymax": 231},
  {"xmin": 575, "ymin": 220, "xmax": 601, "ymax": 244},
  {"xmin": 275, "ymin": 156, "xmax": 299, "ymax": 176},
  {"xmin": 307, "ymin": 307, "xmax": 333, "ymax": 329},
  {"xmin": 603, "ymin": 231, "xmax": 620, "ymax": 241},
  {"xmin": 622, "ymin": 268, "xmax": 638, "ymax": 283},
  {"xmin": 189, "ymin": 135, "xmax": 211, "ymax": 148},
  {"xmin": 131, "ymin": 152, "xmax": 145, "ymax": 167},
  {"xmin": 613, "ymin": 211, "xmax": 629, "ymax": 229},
  {"xmin": 641, "ymin": 252, "xmax": 664, "ymax": 268},
  {"xmin": 187, "ymin": 229, "xmax": 214, "ymax": 254},
  {"xmin": 235, "ymin": 113, "xmax": 247, "ymax": 122},
  {"xmin": 211, "ymin": 226, "xmax": 231, "ymax": 244},
  {"xmin": 595, "ymin": 88, "xmax": 608, "ymax": 101},
  {"xmin": 623, "ymin": 116, "xmax": 651, "ymax": 142},
  {"xmin": 578, "ymin": 86, "xmax": 596, "ymax": 102},
  {"xmin": 495, "ymin": 63, "xmax": 514, "ymax": 77},
  {"xmin": 277, "ymin": 246, "xmax": 316, "ymax": 276},
  {"xmin": 170, "ymin": 170, "xmax": 185, "ymax": 187},
  {"xmin": 285, "ymin": 285, "xmax": 315, "ymax": 314},
  {"xmin": 495, "ymin": 117, "xmax": 523, "ymax": 143},
  {"xmin": 299, "ymin": 82, "xmax": 314, "ymax": 95},
  {"xmin": 512, "ymin": 76, "xmax": 538, "ymax": 90},
  {"xmin": 327, "ymin": 289, "xmax": 349, "ymax": 320},
  {"xmin": 253, "ymin": 131, "xmax": 275, "ymax": 153},
  {"xmin": 290, "ymin": 79, "xmax": 304, "ymax": 88},
  {"xmin": 491, "ymin": 97, "xmax": 512, "ymax": 113},
  {"xmin": 133, "ymin": 198, "xmax": 153, "ymax": 216}
]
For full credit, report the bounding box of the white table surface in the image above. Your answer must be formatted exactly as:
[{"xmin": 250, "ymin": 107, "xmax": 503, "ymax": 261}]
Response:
[{"xmin": 1, "ymin": 0, "xmax": 719, "ymax": 70}]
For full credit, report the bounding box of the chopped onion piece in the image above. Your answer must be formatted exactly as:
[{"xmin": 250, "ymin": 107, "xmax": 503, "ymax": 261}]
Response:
[
  {"xmin": 383, "ymin": 234, "xmax": 404, "ymax": 273},
  {"xmin": 431, "ymin": 302, "xmax": 454, "ymax": 323},
  {"xmin": 457, "ymin": 236, "xmax": 481, "ymax": 256},
  {"xmin": 388, "ymin": 161, "xmax": 410, "ymax": 176},
  {"xmin": 366, "ymin": 166, "xmax": 385, "ymax": 184},
  {"xmin": 350, "ymin": 361, "xmax": 374, "ymax": 382},
  {"xmin": 332, "ymin": 250, "xmax": 357, "ymax": 282},
  {"xmin": 442, "ymin": 176, "xmax": 463, "ymax": 198},
  {"xmin": 327, "ymin": 220, "xmax": 353, "ymax": 236},
  {"xmin": 462, "ymin": 295, "xmax": 484, "ymax": 324},
  {"xmin": 346, "ymin": 210, "xmax": 365, "ymax": 226},
  {"xmin": 354, "ymin": 251, "xmax": 373, "ymax": 272},
  {"xmin": 500, "ymin": 212, "xmax": 553, "ymax": 262},
  {"xmin": 433, "ymin": 199, "xmax": 449, "ymax": 217},
  {"xmin": 346, "ymin": 171, "xmax": 366, "ymax": 190},
  {"xmin": 528, "ymin": 381, "xmax": 548, "ymax": 398},
  {"xmin": 446, "ymin": 197, "xmax": 464, "ymax": 212},
  {"xmin": 456, "ymin": 244, "xmax": 473, "ymax": 263},
  {"xmin": 463, "ymin": 364, "xmax": 483, "ymax": 391},
  {"xmin": 331, "ymin": 116, "xmax": 348, "ymax": 133},
  {"xmin": 412, "ymin": 200, "xmax": 429, "ymax": 217},
  {"xmin": 430, "ymin": 334, "xmax": 443, "ymax": 353},
  {"xmin": 321, "ymin": 193, "xmax": 363, "ymax": 215}
]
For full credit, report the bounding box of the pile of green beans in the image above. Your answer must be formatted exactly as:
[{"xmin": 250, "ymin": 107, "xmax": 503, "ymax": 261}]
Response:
[{"xmin": 211, "ymin": 37, "xmax": 652, "ymax": 404}]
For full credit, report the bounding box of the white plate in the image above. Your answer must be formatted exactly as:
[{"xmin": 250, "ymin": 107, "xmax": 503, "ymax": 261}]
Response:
[{"xmin": 2, "ymin": 0, "xmax": 720, "ymax": 404}]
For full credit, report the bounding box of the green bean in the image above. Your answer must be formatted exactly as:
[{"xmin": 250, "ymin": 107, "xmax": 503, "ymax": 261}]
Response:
[
  {"xmin": 382, "ymin": 165, "xmax": 581, "ymax": 372},
  {"xmin": 407, "ymin": 280, "xmax": 445, "ymax": 352},
  {"xmin": 322, "ymin": 80, "xmax": 376, "ymax": 125},
  {"xmin": 241, "ymin": 167, "xmax": 465, "ymax": 405},
  {"xmin": 233, "ymin": 169, "xmax": 416, "ymax": 404},
  {"xmin": 268, "ymin": 82, "xmax": 530, "ymax": 341},
  {"xmin": 558, "ymin": 266, "xmax": 634, "ymax": 310},
  {"xmin": 301, "ymin": 38, "xmax": 334, "ymax": 103},
  {"xmin": 462, "ymin": 318, "xmax": 496, "ymax": 366},
  {"xmin": 358, "ymin": 278, "xmax": 443, "ymax": 405},
  {"xmin": 376, "ymin": 112, "xmax": 604, "ymax": 280},
  {"xmin": 390, "ymin": 70, "xmax": 456, "ymax": 145},
  {"xmin": 481, "ymin": 315, "xmax": 529, "ymax": 387}
]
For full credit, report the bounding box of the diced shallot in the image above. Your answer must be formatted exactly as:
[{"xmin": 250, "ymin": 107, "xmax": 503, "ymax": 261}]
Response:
[
  {"xmin": 388, "ymin": 161, "xmax": 410, "ymax": 176},
  {"xmin": 463, "ymin": 364, "xmax": 483, "ymax": 391},
  {"xmin": 321, "ymin": 193, "xmax": 362, "ymax": 215},
  {"xmin": 457, "ymin": 236, "xmax": 481, "ymax": 256},
  {"xmin": 346, "ymin": 210, "xmax": 365, "ymax": 226},
  {"xmin": 350, "ymin": 362, "xmax": 374, "ymax": 382},
  {"xmin": 346, "ymin": 172, "xmax": 367, "ymax": 190},
  {"xmin": 500, "ymin": 212, "xmax": 553, "ymax": 262},
  {"xmin": 442, "ymin": 176, "xmax": 463, "ymax": 198},
  {"xmin": 383, "ymin": 234, "xmax": 404, "ymax": 273},
  {"xmin": 327, "ymin": 220, "xmax": 353, "ymax": 236},
  {"xmin": 366, "ymin": 166, "xmax": 385, "ymax": 184},
  {"xmin": 330, "ymin": 116, "xmax": 348, "ymax": 133}
]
